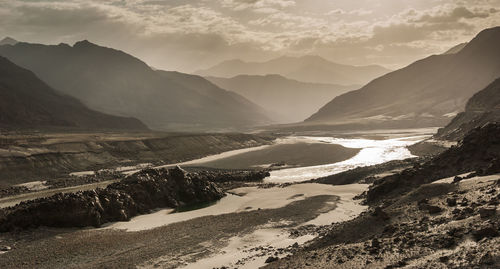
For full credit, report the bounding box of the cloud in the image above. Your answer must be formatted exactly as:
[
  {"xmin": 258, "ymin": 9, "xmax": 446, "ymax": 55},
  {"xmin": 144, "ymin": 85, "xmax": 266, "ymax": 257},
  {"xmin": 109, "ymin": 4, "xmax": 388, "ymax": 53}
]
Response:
[
  {"xmin": 0, "ymin": 0, "xmax": 499, "ymax": 72},
  {"xmin": 220, "ymin": 0, "xmax": 295, "ymax": 11}
]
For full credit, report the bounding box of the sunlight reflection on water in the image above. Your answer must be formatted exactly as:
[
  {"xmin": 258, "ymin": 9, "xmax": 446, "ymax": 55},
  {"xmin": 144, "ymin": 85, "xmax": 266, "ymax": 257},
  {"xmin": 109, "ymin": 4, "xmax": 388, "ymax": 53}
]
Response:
[{"xmin": 265, "ymin": 135, "xmax": 429, "ymax": 183}]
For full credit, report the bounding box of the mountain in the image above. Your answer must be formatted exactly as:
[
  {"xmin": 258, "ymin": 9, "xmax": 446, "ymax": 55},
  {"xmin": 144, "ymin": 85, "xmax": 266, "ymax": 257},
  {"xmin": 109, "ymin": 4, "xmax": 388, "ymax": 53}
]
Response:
[
  {"xmin": 435, "ymin": 77, "xmax": 500, "ymax": 140},
  {"xmin": 443, "ymin": 42, "xmax": 468, "ymax": 54},
  {"xmin": 0, "ymin": 41, "xmax": 271, "ymax": 131},
  {"xmin": 206, "ymin": 74, "xmax": 358, "ymax": 123},
  {"xmin": 0, "ymin": 56, "xmax": 147, "ymax": 130},
  {"xmin": 0, "ymin": 37, "xmax": 17, "ymax": 46},
  {"xmin": 196, "ymin": 55, "xmax": 391, "ymax": 85},
  {"xmin": 306, "ymin": 27, "xmax": 500, "ymax": 129}
]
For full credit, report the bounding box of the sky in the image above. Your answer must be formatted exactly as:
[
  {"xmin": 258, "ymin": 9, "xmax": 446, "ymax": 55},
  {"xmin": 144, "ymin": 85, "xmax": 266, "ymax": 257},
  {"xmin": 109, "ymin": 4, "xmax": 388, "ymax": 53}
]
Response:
[{"xmin": 1, "ymin": 0, "xmax": 499, "ymax": 73}]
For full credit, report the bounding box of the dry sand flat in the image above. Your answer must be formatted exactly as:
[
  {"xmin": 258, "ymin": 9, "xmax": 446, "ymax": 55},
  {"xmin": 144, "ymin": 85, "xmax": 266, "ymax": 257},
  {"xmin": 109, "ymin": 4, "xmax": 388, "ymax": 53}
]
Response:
[
  {"xmin": 0, "ymin": 195, "xmax": 343, "ymax": 268},
  {"xmin": 106, "ymin": 183, "xmax": 368, "ymax": 232}
]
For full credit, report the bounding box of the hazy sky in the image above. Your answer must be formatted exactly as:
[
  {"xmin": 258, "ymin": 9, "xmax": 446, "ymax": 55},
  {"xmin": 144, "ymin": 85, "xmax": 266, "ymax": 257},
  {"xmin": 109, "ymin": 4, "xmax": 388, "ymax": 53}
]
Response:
[{"xmin": 1, "ymin": 0, "xmax": 499, "ymax": 72}]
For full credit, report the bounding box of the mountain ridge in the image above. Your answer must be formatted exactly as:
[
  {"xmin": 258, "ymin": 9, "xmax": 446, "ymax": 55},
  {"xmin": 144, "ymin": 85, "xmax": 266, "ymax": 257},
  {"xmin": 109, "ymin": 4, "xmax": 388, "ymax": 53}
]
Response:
[
  {"xmin": 305, "ymin": 26, "xmax": 500, "ymax": 129},
  {"xmin": 0, "ymin": 40, "xmax": 271, "ymax": 131},
  {"xmin": 206, "ymin": 74, "xmax": 358, "ymax": 122},
  {"xmin": 0, "ymin": 56, "xmax": 147, "ymax": 130},
  {"xmin": 196, "ymin": 55, "xmax": 391, "ymax": 85},
  {"xmin": 435, "ymin": 77, "xmax": 500, "ymax": 140}
]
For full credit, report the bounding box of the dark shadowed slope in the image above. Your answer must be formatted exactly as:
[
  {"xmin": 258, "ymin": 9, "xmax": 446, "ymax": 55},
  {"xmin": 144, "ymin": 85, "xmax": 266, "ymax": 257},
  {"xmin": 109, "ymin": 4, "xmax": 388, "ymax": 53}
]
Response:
[
  {"xmin": 157, "ymin": 71, "xmax": 271, "ymax": 125},
  {"xmin": 0, "ymin": 41, "xmax": 271, "ymax": 131},
  {"xmin": 0, "ymin": 56, "xmax": 147, "ymax": 130},
  {"xmin": 435, "ymin": 77, "xmax": 500, "ymax": 141},
  {"xmin": 306, "ymin": 27, "xmax": 500, "ymax": 129},
  {"xmin": 196, "ymin": 55, "xmax": 391, "ymax": 86},
  {"xmin": 207, "ymin": 74, "xmax": 358, "ymax": 123}
]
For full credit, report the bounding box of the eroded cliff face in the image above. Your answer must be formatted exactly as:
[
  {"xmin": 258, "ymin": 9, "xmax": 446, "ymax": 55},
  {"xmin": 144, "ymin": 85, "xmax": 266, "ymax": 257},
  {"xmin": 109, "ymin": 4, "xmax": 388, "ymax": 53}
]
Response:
[
  {"xmin": 0, "ymin": 167, "xmax": 227, "ymax": 232},
  {"xmin": 0, "ymin": 133, "xmax": 275, "ymax": 185}
]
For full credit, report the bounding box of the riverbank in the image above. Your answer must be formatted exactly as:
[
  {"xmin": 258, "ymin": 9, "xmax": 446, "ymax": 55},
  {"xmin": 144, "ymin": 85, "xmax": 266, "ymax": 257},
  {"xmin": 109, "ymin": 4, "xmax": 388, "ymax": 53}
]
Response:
[
  {"xmin": 0, "ymin": 131, "xmax": 276, "ymax": 186},
  {"xmin": 184, "ymin": 137, "xmax": 360, "ymax": 170}
]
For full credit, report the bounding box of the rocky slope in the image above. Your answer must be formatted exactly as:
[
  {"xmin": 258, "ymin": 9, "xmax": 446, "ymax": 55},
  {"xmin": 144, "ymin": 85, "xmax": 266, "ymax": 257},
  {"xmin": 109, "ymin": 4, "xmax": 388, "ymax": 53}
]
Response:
[
  {"xmin": 306, "ymin": 27, "xmax": 500, "ymax": 129},
  {"xmin": 0, "ymin": 56, "xmax": 147, "ymax": 131},
  {"xmin": 0, "ymin": 41, "xmax": 270, "ymax": 131},
  {"xmin": 266, "ymin": 175, "xmax": 499, "ymax": 268},
  {"xmin": 0, "ymin": 167, "xmax": 228, "ymax": 231},
  {"xmin": 196, "ymin": 55, "xmax": 390, "ymax": 86},
  {"xmin": 206, "ymin": 74, "xmax": 357, "ymax": 123}
]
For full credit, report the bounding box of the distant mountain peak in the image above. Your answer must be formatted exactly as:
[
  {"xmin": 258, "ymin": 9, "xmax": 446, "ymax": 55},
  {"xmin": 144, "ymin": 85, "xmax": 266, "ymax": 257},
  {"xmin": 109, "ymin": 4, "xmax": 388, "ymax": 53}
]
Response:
[
  {"xmin": 73, "ymin": 40, "xmax": 98, "ymax": 48},
  {"xmin": 197, "ymin": 55, "xmax": 391, "ymax": 85},
  {"xmin": 0, "ymin": 37, "xmax": 18, "ymax": 46}
]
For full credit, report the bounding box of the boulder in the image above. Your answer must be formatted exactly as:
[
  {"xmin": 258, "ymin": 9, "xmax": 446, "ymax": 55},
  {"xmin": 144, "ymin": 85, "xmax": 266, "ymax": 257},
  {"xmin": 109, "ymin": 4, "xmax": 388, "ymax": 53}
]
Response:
[
  {"xmin": 472, "ymin": 226, "xmax": 499, "ymax": 241},
  {"xmin": 478, "ymin": 206, "xmax": 497, "ymax": 218}
]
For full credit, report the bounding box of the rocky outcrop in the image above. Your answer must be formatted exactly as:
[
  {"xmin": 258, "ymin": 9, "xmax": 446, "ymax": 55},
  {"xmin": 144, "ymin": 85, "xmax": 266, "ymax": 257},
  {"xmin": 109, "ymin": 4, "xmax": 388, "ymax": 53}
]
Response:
[
  {"xmin": 0, "ymin": 167, "xmax": 225, "ymax": 232},
  {"xmin": 195, "ymin": 170, "xmax": 270, "ymax": 183},
  {"xmin": 367, "ymin": 123, "xmax": 500, "ymax": 203}
]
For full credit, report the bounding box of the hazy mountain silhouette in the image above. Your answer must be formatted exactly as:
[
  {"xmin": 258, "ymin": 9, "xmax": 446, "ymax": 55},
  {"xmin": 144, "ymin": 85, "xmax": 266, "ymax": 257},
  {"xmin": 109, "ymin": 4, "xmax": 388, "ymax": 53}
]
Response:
[
  {"xmin": 443, "ymin": 42, "xmax": 468, "ymax": 55},
  {"xmin": 306, "ymin": 27, "xmax": 500, "ymax": 129},
  {"xmin": 0, "ymin": 41, "xmax": 271, "ymax": 131},
  {"xmin": 0, "ymin": 37, "xmax": 17, "ymax": 46},
  {"xmin": 196, "ymin": 55, "xmax": 391, "ymax": 85},
  {"xmin": 207, "ymin": 74, "xmax": 358, "ymax": 123},
  {"xmin": 435, "ymin": 77, "xmax": 500, "ymax": 140},
  {"xmin": 0, "ymin": 56, "xmax": 147, "ymax": 130}
]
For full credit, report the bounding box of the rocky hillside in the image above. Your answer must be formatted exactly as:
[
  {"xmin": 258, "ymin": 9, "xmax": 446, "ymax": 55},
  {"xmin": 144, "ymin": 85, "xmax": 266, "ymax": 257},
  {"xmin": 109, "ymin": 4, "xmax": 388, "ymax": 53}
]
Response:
[
  {"xmin": 435, "ymin": 78, "xmax": 500, "ymax": 141},
  {"xmin": 0, "ymin": 167, "xmax": 225, "ymax": 231},
  {"xmin": 0, "ymin": 41, "xmax": 270, "ymax": 131},
  {"xmin": 207, "ymin": 74, "xmax": 357, "ymax": 123},
  {"xmin": 264, "ymin": 125, "xmax": 500, "ymax": 269},
  {"xmin": 306, "ymin": 27, "xmax": 500, "ymax": 129},
  {"xmin": 266, "ymin": 172, "xmax": 500, "ymax": 268},
  {"xmin": 196, "ymin": 55, "xmax": 390, "ymax": 86},
  {"xmin": 368, "ymin": 123, "xmax": 500, "ymax": 203},
  {"xmin": 0, "ymin": 56, "xmax": 147, "ymax": 131}
]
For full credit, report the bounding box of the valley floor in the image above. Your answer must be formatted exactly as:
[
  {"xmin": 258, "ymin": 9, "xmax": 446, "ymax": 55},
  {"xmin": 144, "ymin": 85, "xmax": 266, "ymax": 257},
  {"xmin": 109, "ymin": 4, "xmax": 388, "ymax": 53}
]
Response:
[{"xmin": 0, "ymin": 128, "xmax": 456, "ymax": 268}]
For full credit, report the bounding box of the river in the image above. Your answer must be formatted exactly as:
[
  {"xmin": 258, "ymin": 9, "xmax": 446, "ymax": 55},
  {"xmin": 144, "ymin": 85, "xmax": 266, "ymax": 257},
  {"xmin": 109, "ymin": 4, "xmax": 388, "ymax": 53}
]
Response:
[{"xmin": 105, "ymin": 129, "xmax": 433, "ymax": 268}]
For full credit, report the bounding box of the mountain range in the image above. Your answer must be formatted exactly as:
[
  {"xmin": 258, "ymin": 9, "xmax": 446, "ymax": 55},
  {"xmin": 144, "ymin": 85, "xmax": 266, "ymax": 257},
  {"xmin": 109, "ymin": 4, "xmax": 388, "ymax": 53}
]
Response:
[
  {"xmin": 196, "ymin": 55, "xmax": 391, "ymax": 86},
  {"xmin": 0, "ymin": 41, "xmax": 271, "ymax": 131},
  {"xmin": 207, "ymin": 74, "xmax": 358, "ymax": 122},
  {"xmin": 305, "ymin": 26, "xmax": 500, "ymax": 129},
  {"xmin": 0, "ymin": 56, "xmax": 147, "ymax": 130}
]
